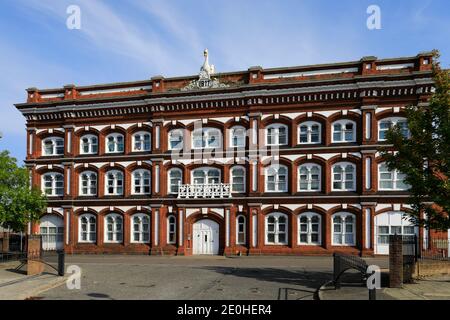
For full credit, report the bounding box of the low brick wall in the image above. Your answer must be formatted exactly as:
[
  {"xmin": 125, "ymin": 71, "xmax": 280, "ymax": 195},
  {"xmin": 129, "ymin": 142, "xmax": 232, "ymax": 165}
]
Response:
[{"xmin": 414, "ymin": 260, "xmax": 450, "ymax": 278}]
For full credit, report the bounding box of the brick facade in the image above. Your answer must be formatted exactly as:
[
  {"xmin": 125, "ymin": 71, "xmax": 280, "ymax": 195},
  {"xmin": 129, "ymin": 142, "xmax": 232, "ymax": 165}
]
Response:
[{"xmin": 15, "ymin": 51, "xmax": 447, "ymax": 256}]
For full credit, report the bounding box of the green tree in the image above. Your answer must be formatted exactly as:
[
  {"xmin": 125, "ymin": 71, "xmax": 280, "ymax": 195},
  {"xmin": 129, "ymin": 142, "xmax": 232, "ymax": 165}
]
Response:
[
  {"xmin": 0, "ymin": 150, "xmax": 46, "ymax": 231},
  {"xmin": 382, "ymin": 50, "xmax": 450, "ymax": 231}
]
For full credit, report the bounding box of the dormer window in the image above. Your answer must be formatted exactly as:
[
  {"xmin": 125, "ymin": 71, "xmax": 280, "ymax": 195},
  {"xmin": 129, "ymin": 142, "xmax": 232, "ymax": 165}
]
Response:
[{"xmin": 42, "ymin": 137, "xmax": 64, "ymax": 156}]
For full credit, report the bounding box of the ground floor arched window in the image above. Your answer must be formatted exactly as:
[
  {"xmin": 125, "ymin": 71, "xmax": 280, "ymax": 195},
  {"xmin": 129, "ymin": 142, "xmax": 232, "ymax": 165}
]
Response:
[
  {"xmin": 298, "ymin": 212, "xmax": 321, "ymax": 245},
  {"xmin": 131, "ymin": 213, "xmax": 150, "ymax": 243},
  {"xmin": 265, "ymin": 212, "xmax": 288, "ymax": 245},
  {"xmin": 332, "ymin": 212, "xmax": 356, "ymax": 245}
]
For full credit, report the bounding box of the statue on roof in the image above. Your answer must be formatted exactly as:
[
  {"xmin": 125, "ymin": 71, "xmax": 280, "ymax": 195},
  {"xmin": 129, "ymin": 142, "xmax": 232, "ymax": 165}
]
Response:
[{"xmin": 181, "ymin": 49, "xmax": 228, "ymax": 91}]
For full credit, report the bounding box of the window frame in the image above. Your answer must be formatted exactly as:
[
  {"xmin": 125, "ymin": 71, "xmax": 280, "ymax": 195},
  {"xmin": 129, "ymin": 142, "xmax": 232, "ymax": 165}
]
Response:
[
  {"xmin": 230, "ymin": 166, "xmax": 246, "ymax": 193},
  {"xmin": 236, "ymin": 215, "xmax": 246, "ymax": 245},
  {"xmin": 265, "ymin": 212, "xmax": 289, "ymax": 245},
  {"xmin": 331, "ymin": 162, "xmax": 356, "ymax": 191},
  {"xmin": 78, "ymin": 214, "xmax": 96, "ymax": 243},
  {"xmin": 378, "ymin": 162, "xmax": 408, "ymax": 191},
  {"xmin": 331, "ymin": 212, "xmax": 356, "ymax": 246},
  {"xmin": 104, "ymin": 170, "xmax": 124, "ymax": 196},
  {"xmin": 132, "ymin": 131, "xmax": 151, "ymax": 152},
  {"xmin": 298, "ymin": 121, "xmax": 321, "ymax": 144},
  {"xmin": 105, "ymin": 133, "xmax": 125, "ymax": 154},
  {"xmin": 79, "ymin": 134, "xmax": 98, "ymax": 155},
  {"xmin": 331, "ymin": 120, "xmax": 356, "ymax": 143},
  {"xmin": 298, "ymin": 163, "xmax": 321, "ymax": 192},
  {"xmin": 378, "ymin": 117, "xmax": 409, "ymax": 141},
  {"xmin": 104, "ymin": 213, "xmax": 123, "ymax": 243},
  {"xmin": 265, "ymin": 123, "xmax": 288, "ymax": 146},
  {"xmin": 41, "ymin": 172, "xmax": 64, "ymax": 196},
  {"xmin": 42, "ymin": 137, "xmax": 64, "ymax": 156},
  {"xmin": 229, "ymin": 125, "xmax": 246, "ymax": 148},
  {"xmin": 191, "ymin": 167, "xmax": 221, "ymax": 185},
  {"xmin": 168, "ymin": 129, "xmax": 184, "ymax": 150},
  {"xmin": 79, "ymin": 171, "xmax": 97, "ymax": 196},
  {"xmin": 167, "ymin": 215, "xmax": 177, "ymax": 244},
  {"xmin": 191, "ymin": 127, "xmax": 222, "ymax": 149},
  {"xmin": 167, "ymin": 168, "xmax": 183, "ymax": 194},
  {"xmin": 264, "ymin": 164, "xmax": 288, "ymax": 193},
  {"xmin": 131, "ymin": 169, "xmax": 151, "ymax": 195},
  {"xmin": 298, "ymin": 212, "xmax": 321, "ymax": 245},
  {"xmin": 131, "ymin": 213, "xmax": 150, "ymax": 244}
]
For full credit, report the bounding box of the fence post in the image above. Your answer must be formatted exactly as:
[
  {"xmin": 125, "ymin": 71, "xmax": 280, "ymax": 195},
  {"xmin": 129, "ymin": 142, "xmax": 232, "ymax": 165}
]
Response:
[
  {"xmin": 57, "ymin": 250, "xmax": 65, "ymax": 276},
  {"xmin": 333, "ymin": 253, "xmax": 341, "ymax": 289},
  {"xmin": 389, "ymin": 234, "xmax": 403, "ymax": 288}
]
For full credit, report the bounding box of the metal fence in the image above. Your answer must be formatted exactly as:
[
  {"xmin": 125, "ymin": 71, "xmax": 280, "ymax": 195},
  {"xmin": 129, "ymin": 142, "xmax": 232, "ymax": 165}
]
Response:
[
  {"xmin": 332, "ymin": 253, "xmax": 377, "ymax": 300},
  {"xmin": 420, "ymin": 238, "xmax": 450, "ymax": 261}
]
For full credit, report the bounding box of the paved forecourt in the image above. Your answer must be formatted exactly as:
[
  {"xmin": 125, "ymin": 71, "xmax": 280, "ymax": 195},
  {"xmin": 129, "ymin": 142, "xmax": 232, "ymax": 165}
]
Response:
[{"xmin": 38, "ymin": 255, "xmax": 388, "ymax": 300}]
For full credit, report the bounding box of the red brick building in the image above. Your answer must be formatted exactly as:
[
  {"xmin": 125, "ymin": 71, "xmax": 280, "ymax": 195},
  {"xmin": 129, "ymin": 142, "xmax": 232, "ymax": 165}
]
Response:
[{"xmin": 15, "ymin": 50, "xmax": 446, "ymax": 256}]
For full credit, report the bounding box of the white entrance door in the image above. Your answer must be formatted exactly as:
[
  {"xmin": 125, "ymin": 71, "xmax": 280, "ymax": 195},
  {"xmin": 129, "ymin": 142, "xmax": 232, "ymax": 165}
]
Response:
[
  {"xmin": 40, "ymin": 215, "xmax": 64, "ymax": 251},
  {"xmin": 193, "ymin": 219, "xmax": 219, "ymax": 255},
  {"xmin": 374, "ymin": 211, "xmax": 418, "ymax": 255}
]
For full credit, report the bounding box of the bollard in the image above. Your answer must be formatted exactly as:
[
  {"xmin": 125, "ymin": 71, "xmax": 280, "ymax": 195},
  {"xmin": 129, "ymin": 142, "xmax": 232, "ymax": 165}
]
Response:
[{"xmin": 57, "ymin": 250, "xmax": 65, "ymax": 276}]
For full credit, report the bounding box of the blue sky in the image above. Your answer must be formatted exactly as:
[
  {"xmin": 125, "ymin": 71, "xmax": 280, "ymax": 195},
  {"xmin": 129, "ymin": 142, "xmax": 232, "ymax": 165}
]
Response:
[{"xmin": 0, "ymin": 0, "xmax": 449, "ymax": 163}]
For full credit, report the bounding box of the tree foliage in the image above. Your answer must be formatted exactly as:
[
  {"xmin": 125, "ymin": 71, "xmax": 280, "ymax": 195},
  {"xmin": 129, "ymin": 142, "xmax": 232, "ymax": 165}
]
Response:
[
  {"xmin": 0, "ymin": 150, "xmax": 46, "ymax": 231},
  {"xmin": 382, "ymin": 50, "xmax": 450, "ymax": 230}
]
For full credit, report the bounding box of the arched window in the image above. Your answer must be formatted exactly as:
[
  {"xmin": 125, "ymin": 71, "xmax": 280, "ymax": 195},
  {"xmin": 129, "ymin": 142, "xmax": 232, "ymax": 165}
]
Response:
[
  {"xmin": 132, "ymin": 169, "xmax": 151, "ymax": 195},
  {"xmin": 167, "ymin": 215, "xmax": 176, "ymax": 244},
  {"xmin": 265, "ymin": 165, "xmax": 288, "ymax": 192},
  {"xmin": 132, "ymin": 131, "xmax": 151, "ymax": 152},
  {"xmin": 79, "ymin": 214, "xmax": 96, "ymax": 243},
  {"xmin": 298, "ymin": 213, "xmax": 321, "ymax": 245},
  {"xmin": 332, "ymin": 212, "xmax": 356, "ymax": 245},
  {"xmin": 236, "ymin": 215, "xmax": 246, "ymax": 245},
  {"xmin": 298, "ymin": 164, "xmax": 321, "ymax": 191},
  {"xmin": 79, "ymin": 171, "xmax": 97, "ymax": 196},
  {"xmin": 80, "ymin": 134, "xmax": 98, "ymax": 154},
  {"xmin": 378, "ymin": 117, "xmax": 409, "ymax": 141},
  {"xmin": 42, "ymin": 137, "xmax": 64, "ymax": 156},
  {"xmin": 167, "ymin": 168, "xmax": 183, "ymax": 194},
  {"xmin": 378, "ymin": 163, "xmax": 408, "ymax": 190},
  {"xmin": 42, "ymin": 172, "xmax": 64, "ymax": 196},
  {"xmin": 168, "ymin": 129, "xmax": 184, "ymax": 150},
  {"xmin": 265, "ymin": 212, "xmax": 288, "ymax": 245},
  {"xmin": 332, "ymin": 120, "xmax": 356, "ymax": 143},
  {"xmin": 230, "ymin": 166, "xmax": 246, "ymax": 192},
  {"xmin": 298, "ymin": 121, "xmax": 321, "ymax": 144},
  {"xmin": 192, "ymin": 127, "xmax": 222, "ymax": 149},
  {"xmin": 332, "ymin": 162, "xmax": 356, "ymax": 191},
  {"xmin": 105, "ymin": 170, "xmax": 124, "ymax": 195},
  {"xmin": 230, "ymin": 126, "xmax": 246, "ymax": 148},
  {"xmin": 105, "ymin": 133, "xmax": 124, "ymax": 153},
  {"xmin": 192, "ymin": 167, "xmax": 220, "ymax": 185},
  {"xmin": 104, "ymin": 213, "xmax": 123, "ymax": 243},
  {"xmin": 131, "ymin": 213, "xmax": 150, "ymax": 243},
  {"xmin": 266, "ymin": 123, "xmax": 288, "ymax": 146}
]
